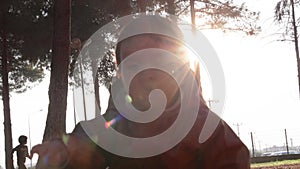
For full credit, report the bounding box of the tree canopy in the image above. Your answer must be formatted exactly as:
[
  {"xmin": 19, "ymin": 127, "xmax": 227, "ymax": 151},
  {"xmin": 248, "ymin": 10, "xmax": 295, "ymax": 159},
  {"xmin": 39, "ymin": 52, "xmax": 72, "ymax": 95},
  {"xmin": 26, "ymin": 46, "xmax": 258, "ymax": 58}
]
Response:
[
  {"xmin": 0, "ymin": 0, "xmax": 48, "ymax": 95},
  {"xmin": 0, "ymin": 29, "xmax": 45, "ymax": 96},
  {"xmin": 274, "ymin": 0, "xmax": 300, "ymax": 41},
  {"xmin": 3, "ymin": 0, "xmax": 260, "ymax": 90}
]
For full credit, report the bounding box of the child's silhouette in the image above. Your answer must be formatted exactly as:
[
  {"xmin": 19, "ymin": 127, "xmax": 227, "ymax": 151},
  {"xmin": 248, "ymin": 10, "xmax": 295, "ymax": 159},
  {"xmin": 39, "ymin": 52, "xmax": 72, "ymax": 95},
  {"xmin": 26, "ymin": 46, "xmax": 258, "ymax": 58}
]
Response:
[{"xmin": 12, "ymin": 135, "xmax": 31, "ymax": 169}]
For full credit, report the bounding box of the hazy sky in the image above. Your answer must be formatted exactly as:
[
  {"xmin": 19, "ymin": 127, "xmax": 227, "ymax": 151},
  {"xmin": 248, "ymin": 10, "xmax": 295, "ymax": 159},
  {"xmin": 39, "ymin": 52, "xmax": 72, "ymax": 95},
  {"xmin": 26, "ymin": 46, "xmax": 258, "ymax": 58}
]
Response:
[{"xmin": 1, "ymin": 0, "xmax": 300, "ymax": 167}]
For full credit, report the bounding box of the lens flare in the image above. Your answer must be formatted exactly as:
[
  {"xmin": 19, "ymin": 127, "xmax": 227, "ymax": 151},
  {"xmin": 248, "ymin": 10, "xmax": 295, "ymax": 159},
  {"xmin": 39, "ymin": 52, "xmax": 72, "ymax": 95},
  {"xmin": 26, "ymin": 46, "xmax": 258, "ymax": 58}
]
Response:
[
  {"xmin": 105, "ymin": 115, "xmax": 122, "ymax": 129},
  {"xmin": 125, "ymin": 94, "xmax": 132, "ymax": 103},
  {"xmin": 62, "ymin": 134, "xmax": 70, "ymax": 145}
]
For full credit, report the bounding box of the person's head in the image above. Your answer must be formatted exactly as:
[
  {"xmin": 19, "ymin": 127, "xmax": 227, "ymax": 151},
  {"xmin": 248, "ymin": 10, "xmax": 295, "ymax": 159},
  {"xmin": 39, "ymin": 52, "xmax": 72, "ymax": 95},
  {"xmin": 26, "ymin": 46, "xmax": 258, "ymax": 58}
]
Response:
[
  {"xmin": 115, "ymin": 15, "xmax": 184, "ymax": 65},
  {"xmin": 18, "ymin": 135, "xmax": 27, "ymax": 145},
  {"xmin": 115, "ymin": 15, "xmax": 192, "ymax": 111}
]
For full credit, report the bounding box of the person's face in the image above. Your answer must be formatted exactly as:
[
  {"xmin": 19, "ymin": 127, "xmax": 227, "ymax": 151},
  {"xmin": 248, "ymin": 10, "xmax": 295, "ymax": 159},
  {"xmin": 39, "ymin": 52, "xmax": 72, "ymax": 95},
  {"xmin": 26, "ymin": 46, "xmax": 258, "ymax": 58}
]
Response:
[{"xmin": 118, "ymin": 35, "xmax": 189, "ymax": 111}]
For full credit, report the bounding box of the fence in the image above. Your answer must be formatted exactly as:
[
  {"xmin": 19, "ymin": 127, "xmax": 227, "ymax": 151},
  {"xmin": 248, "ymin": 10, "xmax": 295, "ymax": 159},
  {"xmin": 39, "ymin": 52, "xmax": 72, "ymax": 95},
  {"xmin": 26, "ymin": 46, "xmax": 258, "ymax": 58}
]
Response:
[{"xmin": 237, "ymin": 128, "xmax": 300, "ymax": 157}]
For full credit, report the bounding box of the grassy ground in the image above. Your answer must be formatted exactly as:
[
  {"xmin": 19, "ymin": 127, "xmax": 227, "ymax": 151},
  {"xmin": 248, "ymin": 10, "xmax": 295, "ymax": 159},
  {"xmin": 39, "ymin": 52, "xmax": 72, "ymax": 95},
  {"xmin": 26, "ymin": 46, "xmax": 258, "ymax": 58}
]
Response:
[
  {"xmin": 20, "ymin": 159, "xmax": 300, "ymax": 169},
  {"xmin": 251, "ymin": 159, "xmax": 300, "ymax": 168}
]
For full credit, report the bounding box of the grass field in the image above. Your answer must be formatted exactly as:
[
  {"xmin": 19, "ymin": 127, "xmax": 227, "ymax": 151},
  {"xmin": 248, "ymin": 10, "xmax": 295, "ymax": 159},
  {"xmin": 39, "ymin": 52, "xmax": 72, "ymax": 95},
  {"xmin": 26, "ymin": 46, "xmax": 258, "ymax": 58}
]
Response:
[
  {"xmin": 251, "ymin": 159, "xmax": 300, "ymax": 168},
  {"xmin": 22, "ymin": 159, "xmax": 300, "ymax": 169}
]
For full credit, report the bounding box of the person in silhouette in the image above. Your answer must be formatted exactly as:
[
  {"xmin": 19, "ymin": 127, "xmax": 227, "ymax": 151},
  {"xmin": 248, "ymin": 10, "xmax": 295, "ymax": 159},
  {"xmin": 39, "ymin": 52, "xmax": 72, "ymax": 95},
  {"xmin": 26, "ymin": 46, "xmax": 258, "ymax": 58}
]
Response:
[
  {"xmin": 31, "ymin": 15, "xmax": 250, "ymax": 169},
  {"xmin": 12, "ymin": 135, "xmax": 31, "ymax": 169}
]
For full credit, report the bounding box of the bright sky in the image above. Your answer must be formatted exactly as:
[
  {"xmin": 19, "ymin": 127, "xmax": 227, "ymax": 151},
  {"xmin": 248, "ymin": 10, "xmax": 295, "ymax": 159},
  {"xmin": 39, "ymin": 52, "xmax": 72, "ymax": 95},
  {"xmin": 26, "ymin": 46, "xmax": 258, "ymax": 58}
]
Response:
[{"xmin": 1, "ymin": 0, "xmax": 300, "ymax": 167}]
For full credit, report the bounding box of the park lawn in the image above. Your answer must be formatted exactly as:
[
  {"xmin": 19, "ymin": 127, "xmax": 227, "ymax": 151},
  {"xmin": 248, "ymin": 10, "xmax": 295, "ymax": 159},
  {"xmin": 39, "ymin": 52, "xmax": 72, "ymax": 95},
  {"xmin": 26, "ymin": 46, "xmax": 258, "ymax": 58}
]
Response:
[
  {"xmin": 251, "ymin": 159, "xmax": 300, "ymax": 168},
  {"xmin": 25, "ymin": 159, "xmax": 300, "ymax": 169}
]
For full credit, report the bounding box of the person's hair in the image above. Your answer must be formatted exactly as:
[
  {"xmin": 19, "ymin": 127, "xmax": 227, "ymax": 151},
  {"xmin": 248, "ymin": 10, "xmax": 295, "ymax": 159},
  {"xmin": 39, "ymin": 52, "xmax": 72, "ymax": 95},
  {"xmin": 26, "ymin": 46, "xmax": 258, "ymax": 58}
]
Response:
[
  {"xmin": 18, "ymin": 135, "xmax": 27, "ymax": 144},
  {"xmin": 115, "ymin": 33, "xmax": 183, "ymax": 65},
  {"xmin": 115, "ymin": 15, "xmax": 183, "ymax": 65}
]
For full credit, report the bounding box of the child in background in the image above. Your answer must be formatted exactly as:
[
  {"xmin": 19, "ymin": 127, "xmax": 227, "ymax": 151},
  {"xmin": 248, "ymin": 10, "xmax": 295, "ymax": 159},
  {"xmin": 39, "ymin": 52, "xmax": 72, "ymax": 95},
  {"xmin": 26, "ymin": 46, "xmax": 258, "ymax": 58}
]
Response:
[{"xmin": 12, "ymin": 135, "xmax": 31, "ymax": 169}]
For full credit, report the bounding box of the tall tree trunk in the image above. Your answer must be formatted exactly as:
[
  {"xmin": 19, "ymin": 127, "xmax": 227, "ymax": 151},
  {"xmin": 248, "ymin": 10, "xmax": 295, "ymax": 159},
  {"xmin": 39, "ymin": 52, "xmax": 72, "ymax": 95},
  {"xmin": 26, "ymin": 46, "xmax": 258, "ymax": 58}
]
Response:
[
  {"xmin": 166, "ymin": 0, "xmax": 176, "ymax": 15},
  {"xmin": 290, "ymin": 0, "xmax": 300, "ymax": 98},
  {"xmin": 43, "ymin": 0, "xmax": 71, "ymax": 141},
  {"xmin": 195, "ymin": 62, "xmax": 203, "ymax": 94},
  {"xmin": 190, "ymin": 0, "xmax": 203, "ymax": 95},
  {"xmin": 190, "ymin": 0, "xmax": 196, "ymax": 28},
  {"xmin": 1, "ymin": 0, "xmax": 14, "ymax": 168},
  {"xmin": 92, "ymin": 58, "xmax": 101, "ymax": 117}
]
